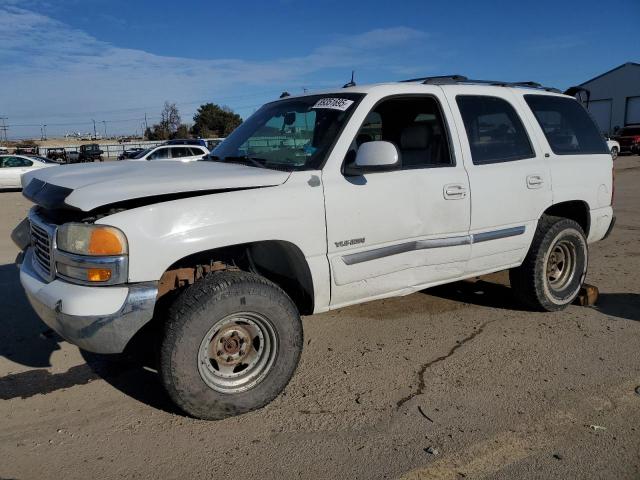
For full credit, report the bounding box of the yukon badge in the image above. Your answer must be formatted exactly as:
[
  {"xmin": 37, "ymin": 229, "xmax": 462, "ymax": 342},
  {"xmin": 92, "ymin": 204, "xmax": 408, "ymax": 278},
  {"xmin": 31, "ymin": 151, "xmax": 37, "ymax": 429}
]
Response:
[{"xmin": 335, "ymin": 238, "xmax": 365, "ymax": 248}]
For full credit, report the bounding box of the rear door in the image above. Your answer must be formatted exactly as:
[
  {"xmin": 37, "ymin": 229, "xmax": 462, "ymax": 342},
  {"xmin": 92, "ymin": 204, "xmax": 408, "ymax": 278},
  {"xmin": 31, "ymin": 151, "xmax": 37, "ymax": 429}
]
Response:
[
  {"xmin": 169, "ymin": 147, "xmax": 192, "ymax": 161},
  {"xmin": 445, "ymin": 87, "xmax": 552, "ymax": 274}
]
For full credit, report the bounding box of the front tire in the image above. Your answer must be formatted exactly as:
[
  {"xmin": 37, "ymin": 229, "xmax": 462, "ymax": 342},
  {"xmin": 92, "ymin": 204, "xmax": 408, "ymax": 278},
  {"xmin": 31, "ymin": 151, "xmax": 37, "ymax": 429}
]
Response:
[
  {"xmin": 509, "ymin": 216, "xmax": 588, "ymax": 311},
  {"xmin": 160, "ymin": 271, "xmax": 303, "ymax": 420}
]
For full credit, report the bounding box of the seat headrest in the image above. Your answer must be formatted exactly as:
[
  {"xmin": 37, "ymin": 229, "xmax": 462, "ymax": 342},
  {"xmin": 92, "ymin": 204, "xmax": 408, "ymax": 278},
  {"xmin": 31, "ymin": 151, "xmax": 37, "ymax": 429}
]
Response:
[{"xmin": 400, "ymin": 124, "xmax": 431, "ymax": 149}]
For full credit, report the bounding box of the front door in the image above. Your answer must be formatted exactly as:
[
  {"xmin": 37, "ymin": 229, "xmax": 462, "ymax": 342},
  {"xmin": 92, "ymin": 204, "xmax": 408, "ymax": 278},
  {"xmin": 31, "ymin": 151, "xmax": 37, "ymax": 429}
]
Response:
[{"xmin": 323, "ymin": 93, "xmax": 471, "ymax": 309}]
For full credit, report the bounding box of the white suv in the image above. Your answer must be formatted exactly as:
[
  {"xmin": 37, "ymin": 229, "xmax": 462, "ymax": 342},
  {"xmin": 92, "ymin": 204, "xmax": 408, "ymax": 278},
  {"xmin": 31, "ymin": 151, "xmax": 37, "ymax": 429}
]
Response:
[
  {"xmin": 128, "ymin": 144, "xmax": 209, "ymax": 162},
  {"xmin": 14, "ymin": 76, "xmax": 614, "ymax": 420}
]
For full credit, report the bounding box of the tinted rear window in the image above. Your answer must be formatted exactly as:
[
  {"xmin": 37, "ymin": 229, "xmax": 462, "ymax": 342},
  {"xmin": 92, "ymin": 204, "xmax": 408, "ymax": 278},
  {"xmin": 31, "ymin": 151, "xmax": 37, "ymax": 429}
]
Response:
[
  {"xmin": 524, "ymin": 95, "xmax": 608, "ymax": 155},
  {"xmin": 456, "ymin": 95, "xmax": 534, "ymax": 165}
]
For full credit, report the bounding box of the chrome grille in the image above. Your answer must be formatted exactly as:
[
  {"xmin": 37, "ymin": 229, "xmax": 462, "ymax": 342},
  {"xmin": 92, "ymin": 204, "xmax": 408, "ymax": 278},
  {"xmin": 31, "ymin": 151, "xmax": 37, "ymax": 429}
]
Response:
[{"xmin": 30, "ymin": 216, "xmax": 56, "ymax": 282}]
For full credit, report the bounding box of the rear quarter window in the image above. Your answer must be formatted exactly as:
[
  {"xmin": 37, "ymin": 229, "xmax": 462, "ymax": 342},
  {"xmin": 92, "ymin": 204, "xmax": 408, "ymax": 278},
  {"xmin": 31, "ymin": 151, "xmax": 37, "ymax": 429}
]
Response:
[{"xmin": 524, "ymin": 95, "xmax": 609, "ymax": 155}]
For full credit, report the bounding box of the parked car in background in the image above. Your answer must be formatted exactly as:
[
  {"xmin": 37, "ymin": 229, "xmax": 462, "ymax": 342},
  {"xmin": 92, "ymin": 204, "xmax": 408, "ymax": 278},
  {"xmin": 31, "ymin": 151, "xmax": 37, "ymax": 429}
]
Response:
[
  {"xmin": 129, "ymin": 144, "xmax": 209, "ymax": 162},
  {"xmin": 14, "ymin": 144, "xmax": 39, "ymax": 155},
  {"xmin": 0, "ymin": 155, "xmax": 58, "ymax": 189},
  {"xmin": 0, "ymin": 146, "xmax": 8, "ymax": 154},
  {"xmin": 118, "ymin": 147, "xmax": 145, "ymax": 160},
  {"xmin": 78, "ymin": 143, "xmax": 104, "ymax": 162},
  {"xmin": 605, "ymin": 137, "xmax": 620, "ymax": 159},
  {"xmin": 46, "ymin": 147, "xmax": 68, "ymax": 164},
  {"xmin": 613, "ymin": 125, "xmax": 640, "ymax": 155},
  {"xmin": 66, "ymin": 151, "xmax": 80, "ymax": 163},
  {"xmin": 164, "ymin": 138, "xmax": 208, "ymax": 148}
]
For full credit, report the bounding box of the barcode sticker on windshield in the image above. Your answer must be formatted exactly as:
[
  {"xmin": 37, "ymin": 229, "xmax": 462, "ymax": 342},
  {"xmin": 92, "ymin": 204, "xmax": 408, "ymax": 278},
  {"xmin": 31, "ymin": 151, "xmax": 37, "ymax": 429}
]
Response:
[{"xmin": 312, "ymin": 98, "xmax": 354, "ymax": 111}]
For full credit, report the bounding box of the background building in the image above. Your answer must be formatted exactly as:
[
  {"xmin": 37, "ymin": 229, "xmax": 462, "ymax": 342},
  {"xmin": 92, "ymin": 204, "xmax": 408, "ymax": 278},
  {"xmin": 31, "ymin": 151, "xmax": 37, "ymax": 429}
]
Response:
[{"xmin": 581, "ymin": 62, "xmax": 640, "ymax": 135}]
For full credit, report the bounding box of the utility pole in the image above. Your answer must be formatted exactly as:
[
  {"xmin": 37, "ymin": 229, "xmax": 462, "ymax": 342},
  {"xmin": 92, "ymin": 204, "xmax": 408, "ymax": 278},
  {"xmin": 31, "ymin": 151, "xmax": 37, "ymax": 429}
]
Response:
[
  {"xmin": 92, "ymin": 119, "xmax": 97, "ymax": 140},
  {"xmin": 43, "ymin": 124, "xmax": 47, "ymax": 140},
  {"xmin": 102, "ymin": 120, "xmax": 107, "ymax": 139},
  {"xmin": 0, "ymin": 117, "xmax": 8, "ymax": 144}
]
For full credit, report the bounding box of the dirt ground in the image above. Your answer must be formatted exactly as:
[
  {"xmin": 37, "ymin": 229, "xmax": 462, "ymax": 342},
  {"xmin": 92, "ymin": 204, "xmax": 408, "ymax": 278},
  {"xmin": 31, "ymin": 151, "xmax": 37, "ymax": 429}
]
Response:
[{"xmin": 1, "ymin": 157, "xmax": 639, "ymax": 480}]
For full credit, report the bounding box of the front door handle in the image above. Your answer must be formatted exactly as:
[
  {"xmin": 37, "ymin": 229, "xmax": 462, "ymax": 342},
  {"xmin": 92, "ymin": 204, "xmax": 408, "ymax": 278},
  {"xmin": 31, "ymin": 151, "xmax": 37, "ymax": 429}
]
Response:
[
  {"xmin": 444, "ymin": 183, "xmax": 467, "ymax": 200},
  {"xmin": 526, "ymin": 175, "xmax": 544, "ymax": 189}
]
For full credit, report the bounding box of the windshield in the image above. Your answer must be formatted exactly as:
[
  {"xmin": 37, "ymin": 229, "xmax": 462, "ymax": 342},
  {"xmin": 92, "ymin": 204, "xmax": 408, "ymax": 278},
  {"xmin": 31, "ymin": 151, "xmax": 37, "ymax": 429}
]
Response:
[
  {"xmin": 211, "ymin": 93, "xmax": 364, "ymax": 170},
  {"xmin": 619, "ymin": 127, "xmax": 640, "ymax": 136}
]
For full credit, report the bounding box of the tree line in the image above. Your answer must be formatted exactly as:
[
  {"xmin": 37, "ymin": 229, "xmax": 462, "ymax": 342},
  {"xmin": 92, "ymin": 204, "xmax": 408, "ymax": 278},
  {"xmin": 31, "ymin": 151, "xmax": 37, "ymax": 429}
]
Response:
[{"xmin": 144, "ymin": 101, "xmax": 243, "ymax": 140}]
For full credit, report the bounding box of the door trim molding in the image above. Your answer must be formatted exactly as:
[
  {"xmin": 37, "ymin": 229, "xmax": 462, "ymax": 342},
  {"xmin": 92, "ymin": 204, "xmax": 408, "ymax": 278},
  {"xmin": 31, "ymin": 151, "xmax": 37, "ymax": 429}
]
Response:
[{"xmin": 341, "ymin": 226, "xmax": 525, "ymax": 266}]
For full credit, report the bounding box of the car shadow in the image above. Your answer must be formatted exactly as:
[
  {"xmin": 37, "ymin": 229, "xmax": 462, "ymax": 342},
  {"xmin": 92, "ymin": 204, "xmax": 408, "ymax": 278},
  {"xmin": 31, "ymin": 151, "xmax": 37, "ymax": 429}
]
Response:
[
  {"xmin": 422, "ymin": 277, "xmax": 531, "ymax": 312},
  {"xmin": 593, "ymin": 293, "xmax": 640, "ymax": 322},
  {"xmin": 80, "ymin": 350, "xmax": 181, "ymax": 415},
  {"xmin": 0, "ymin": 262, "xmax": 63, "ymax": 368},
  {"xmin": 0, "ymin": 261, "xmax": 178, "ymax": 413}
]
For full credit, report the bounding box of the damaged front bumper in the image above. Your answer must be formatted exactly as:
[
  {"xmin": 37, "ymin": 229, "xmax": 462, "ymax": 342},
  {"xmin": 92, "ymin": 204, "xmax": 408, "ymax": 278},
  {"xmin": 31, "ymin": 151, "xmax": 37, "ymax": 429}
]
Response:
[{"xmin": 19, "ymin": 248, "xmax": 158, "ymax": 354}]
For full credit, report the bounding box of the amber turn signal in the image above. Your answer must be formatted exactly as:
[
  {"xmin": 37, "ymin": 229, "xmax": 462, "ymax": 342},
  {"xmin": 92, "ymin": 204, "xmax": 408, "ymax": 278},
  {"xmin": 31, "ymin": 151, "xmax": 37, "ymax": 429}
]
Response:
[
  {"xmin": 88, "ymin": 228, "xmax": 125, "ymax": 255},
  {"xmin": 87, "ymin": 268, "xmax": 112, "ymax": 282}
]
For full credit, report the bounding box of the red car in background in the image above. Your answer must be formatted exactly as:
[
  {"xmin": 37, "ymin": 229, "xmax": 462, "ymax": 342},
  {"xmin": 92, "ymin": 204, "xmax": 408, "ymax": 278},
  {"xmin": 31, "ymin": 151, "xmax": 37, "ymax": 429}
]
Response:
[{"xmin": 614, "ymin": 125, "xmax": 640, "ymax": 155}]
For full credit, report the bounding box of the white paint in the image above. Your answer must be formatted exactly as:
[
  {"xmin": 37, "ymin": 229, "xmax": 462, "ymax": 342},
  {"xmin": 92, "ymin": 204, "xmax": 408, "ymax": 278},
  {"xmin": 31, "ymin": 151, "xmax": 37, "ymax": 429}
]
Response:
[
  {"xmin": 20, "ymin": 81, "xmax": 614, "ymax": 318},
  {"xmin": 0, "ymin": 155, "xmax": 57, "ymax": 189}
]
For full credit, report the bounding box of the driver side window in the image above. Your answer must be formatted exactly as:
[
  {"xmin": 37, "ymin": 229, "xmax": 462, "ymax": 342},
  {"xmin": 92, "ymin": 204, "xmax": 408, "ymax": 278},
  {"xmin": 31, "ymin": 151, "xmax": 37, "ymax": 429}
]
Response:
[
  {"xmin": 148, "ymin": 148, "xmax": 169, "ymax": 160},
  {"xmin": 351, "ymin": 96, "xmax": 453, "ymax": 169}
]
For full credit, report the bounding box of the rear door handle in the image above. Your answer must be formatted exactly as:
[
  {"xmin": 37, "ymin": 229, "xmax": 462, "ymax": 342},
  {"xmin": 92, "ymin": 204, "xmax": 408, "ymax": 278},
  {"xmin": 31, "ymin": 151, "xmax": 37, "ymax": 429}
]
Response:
[
  {"xmin": 444, "ymin": 183, "xmax": 467, "ymax": 200},
  {"xmin": 526, "ymin": 175, "xmax": 544, "ymax": 189}
]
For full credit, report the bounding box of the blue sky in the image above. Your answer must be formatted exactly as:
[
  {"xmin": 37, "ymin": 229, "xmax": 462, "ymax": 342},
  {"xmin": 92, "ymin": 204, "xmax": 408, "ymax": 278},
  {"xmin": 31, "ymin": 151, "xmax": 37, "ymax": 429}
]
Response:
[{"xmin": 1, "ymin": 0, "xmax": 638, "ymax": 139}]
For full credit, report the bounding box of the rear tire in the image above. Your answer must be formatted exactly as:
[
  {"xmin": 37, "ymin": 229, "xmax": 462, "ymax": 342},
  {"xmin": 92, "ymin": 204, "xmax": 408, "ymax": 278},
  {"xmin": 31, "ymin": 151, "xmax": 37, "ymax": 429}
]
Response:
[
  {"xmin": 611, "ymin": 147, "xmax": 618, "ymax": 160},
  {"xmin": 160, "ymin": 271, "xmax": 303, "ymax": 420},
  {"xmin": 509, "ymin": 216, "xmax": 588, "ymax": 312}
]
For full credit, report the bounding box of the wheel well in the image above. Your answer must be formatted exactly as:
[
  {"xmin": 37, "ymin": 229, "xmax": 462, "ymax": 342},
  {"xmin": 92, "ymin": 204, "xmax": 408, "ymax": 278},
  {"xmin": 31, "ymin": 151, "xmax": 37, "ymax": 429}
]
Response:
[
  {"xmin": 157, "ymin": 241, "xmax": 315, "ymax": 315},
  {"xmin": 543, "ymin": 201, "xmax": 590, "ymax": 235}
]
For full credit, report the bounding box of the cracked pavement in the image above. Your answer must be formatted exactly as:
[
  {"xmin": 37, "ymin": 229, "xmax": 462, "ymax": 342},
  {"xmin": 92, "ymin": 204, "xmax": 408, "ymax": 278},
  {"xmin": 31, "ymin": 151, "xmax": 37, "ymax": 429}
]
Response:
[{"xmin": 1, "ymin": 157, "xmax": 640, "ymax": 479}]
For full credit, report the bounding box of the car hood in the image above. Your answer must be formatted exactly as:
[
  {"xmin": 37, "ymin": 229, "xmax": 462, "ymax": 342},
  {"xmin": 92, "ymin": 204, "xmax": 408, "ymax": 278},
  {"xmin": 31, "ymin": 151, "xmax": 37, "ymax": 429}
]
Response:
[{"xmin": 21, "ymin": 160, "xmax": 291, "ymax": 212}]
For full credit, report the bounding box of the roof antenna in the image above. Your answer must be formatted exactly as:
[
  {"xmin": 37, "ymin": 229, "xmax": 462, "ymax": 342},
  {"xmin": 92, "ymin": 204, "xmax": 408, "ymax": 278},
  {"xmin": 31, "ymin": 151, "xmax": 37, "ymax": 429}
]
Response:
[
  {"xmin": 343, "ymin": 70, "xmax": 356, "ymax": 88},
  {"xmin": 280, "ymin": 91, "xmax": 291, "ymax": 98}
]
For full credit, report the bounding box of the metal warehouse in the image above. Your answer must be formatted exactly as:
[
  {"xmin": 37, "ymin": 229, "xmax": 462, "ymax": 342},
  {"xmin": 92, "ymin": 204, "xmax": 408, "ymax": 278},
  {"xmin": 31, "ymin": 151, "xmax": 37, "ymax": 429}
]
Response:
[{"xmin": 581, "ymin": 62, "xmax": 640, "ymax": 135}]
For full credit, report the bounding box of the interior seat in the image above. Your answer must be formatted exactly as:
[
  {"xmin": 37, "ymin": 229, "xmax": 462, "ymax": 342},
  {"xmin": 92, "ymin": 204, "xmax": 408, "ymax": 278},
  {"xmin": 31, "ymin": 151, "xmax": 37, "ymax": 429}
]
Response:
[{"xmin": 400, "ymin": 124, "xmax": 432, "ymax": 167}]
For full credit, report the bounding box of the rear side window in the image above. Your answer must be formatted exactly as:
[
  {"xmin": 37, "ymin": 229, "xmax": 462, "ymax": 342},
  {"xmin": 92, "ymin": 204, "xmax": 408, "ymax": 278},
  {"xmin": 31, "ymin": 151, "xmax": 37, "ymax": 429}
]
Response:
[
  {"xmin": 524, "ymin": 95, "xmax": 609, "ymax": 155},
  {"xmin": 456, "ymin": 96, "xmax": 534, "ymax": 165},
  {"xmin": 170, "ymin": 147, "xmax": 191, "ymax": 158}
]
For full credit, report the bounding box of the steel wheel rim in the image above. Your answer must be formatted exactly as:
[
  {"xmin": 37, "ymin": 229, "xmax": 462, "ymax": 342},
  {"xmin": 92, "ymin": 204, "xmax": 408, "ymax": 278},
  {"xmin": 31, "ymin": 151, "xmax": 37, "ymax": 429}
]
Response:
[
  {"xmin": 545, "ymin": 239, "xmax": 577, "ymax": 291},
  {"xmin": 198, "ymin": 312, "xmax": 277, "ymax": 394}
]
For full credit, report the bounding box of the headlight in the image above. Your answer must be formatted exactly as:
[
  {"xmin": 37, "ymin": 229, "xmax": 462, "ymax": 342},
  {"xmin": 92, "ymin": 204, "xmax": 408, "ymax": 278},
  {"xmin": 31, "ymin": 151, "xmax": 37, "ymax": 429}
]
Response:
[
  {"xmin": 54, "ymin": 223, "xmax": 128, "ymax": 285},
  {"xmin": 57, "ymin": 223, "xmax": 128, "ymax": 256}
]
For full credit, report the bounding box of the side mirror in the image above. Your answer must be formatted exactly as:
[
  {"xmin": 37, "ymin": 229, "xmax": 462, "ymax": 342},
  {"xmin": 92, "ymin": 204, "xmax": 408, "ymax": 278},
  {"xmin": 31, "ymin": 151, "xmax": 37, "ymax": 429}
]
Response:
[{"xmin": 344, "ymin": 141, "xmax": 400, "ymax": 176}]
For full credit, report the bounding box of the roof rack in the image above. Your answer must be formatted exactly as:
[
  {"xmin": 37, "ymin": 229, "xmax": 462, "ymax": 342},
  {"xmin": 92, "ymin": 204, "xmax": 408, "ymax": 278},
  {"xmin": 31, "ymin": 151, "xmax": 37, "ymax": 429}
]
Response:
[{"xmin": 401, "ymin": 75, "xmax": 561, "ymax": 93}]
